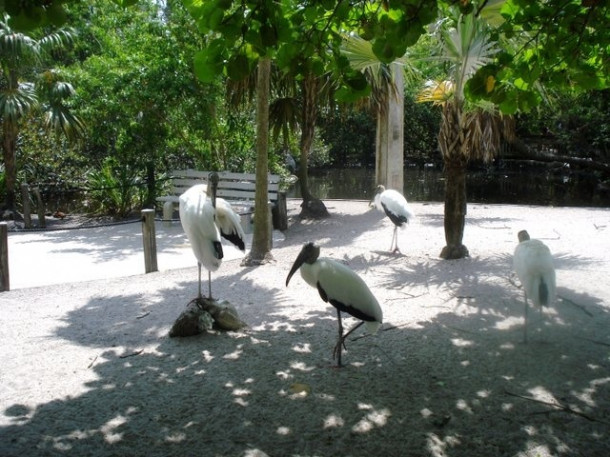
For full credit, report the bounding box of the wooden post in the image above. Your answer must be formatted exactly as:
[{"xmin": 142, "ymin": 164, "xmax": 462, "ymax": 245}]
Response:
[
  {"xmin": 21, "ymin": 184, "xmax": 32, "ymax": 229},
  {"xmin": 141, "ymin": 209, "xmax": 158, "ymax": 273},
  {"xmin": 32, "ymin": 186, "xmax": 46, "ymax": 228},
  {"xmin": 272, "ymin": 191, "xmax": 288, "ymax": 231},
  {"xmin": 0, "ymin": 223, "xmax": 9, "ymax": 292}
]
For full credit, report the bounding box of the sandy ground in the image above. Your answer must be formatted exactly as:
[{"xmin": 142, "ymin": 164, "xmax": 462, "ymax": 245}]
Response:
[{"xmin": 1, "ymin": 199, "xmax": 609, "ymax": 457}]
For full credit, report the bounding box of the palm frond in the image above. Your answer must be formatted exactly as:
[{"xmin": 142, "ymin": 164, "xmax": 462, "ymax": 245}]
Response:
[
  {"xmin": 416, "ymin": 80, "xmax": 454, "ymax": 104},
  {"xmin": 0, "ymin": 83, "xmax": 37, "ymax": 122}
]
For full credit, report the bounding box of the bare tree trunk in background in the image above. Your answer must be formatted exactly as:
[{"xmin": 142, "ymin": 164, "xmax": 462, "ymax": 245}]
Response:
[
  {"xmin": 243, "ymin": 57, "xmax": 273, "ymax": 265},
  {"xmin": 1, "ymin": 119, "xmax": 18, "ymax": 217},
  {"xmin": 375, "ymin": 64, "xmax": 404, "ymax": 192},
  {"xmin": 298, "ymin": 72, "xmax": 328, "ymax": 219}
]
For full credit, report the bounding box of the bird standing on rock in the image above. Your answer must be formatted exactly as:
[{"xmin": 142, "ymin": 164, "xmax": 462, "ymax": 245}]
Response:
[
  {"xmin": 513, "ymin": 230, "xmax": 556, "ymax": 342},
  {"xmin": 286, "ymin": 242, "xmax": 383, "ymax": 367},
  {"xmin": 179, "ymin": 173, "xmax": 246, "ymax": 301},
  {"xmin": 372, "ymin": 185, "xmax": 415, "ymax": 254}
]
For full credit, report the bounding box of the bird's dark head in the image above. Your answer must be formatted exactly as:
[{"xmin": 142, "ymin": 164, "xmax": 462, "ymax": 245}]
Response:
[
  {"xmin": 208, "ymin": 172, "xmax": 219, "ymax": 186},
  {"xmin": 286, "ymin": 242, "xmax": 320, "ymax": 287},
  {"xmin": 370, "ymin": 184, "xmax": 385, "ymax": 208},
  {"xmin": 517, "ymin": 230, "xmax": 530, "ymax": 242},
  {"xmin": 208, "ymin": 172, "xmax": 219, "ymax": 206}
]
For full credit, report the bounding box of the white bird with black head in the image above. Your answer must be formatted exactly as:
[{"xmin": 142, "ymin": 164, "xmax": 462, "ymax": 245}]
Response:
[
  {"xmin": 286, "ymin": 242, "xmax": 383, "ymax": 367},
  {"xmin": 513, "ymin": 230, "xmax": 556, "ymax": 342},
  {"xmin": 179, "ymin": 172, "xmax": 246, "ymax": 300},
  {"xmin": 373, "ymin": 185, "xmax": 415, "ymax": 253}
]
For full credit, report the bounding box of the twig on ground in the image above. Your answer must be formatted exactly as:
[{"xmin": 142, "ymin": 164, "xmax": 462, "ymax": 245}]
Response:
[
  {"xmin": 573, "ymin": 335, "xmax": 610, "ymax": 347},
  {"xmin": 504, "ymin": 389, "xmax": 608, "ymax": 424},
  {"xmin": 559, "ymin": 295, "xmax": 594, "ymax": 317},
  {"xmin": 119, "ymin": 349, "xmax": 144, "ymax": 359},
  {"xmin": 386, "ymin": 291, "xmax": 428, "ymax": 300},
  {"xmin": 136, "ymin": 311, "xmax": 151, "ymax": 319},
  {"xmin": 87, "ymin": 354, "xmax": 99, "ymax": 369}
]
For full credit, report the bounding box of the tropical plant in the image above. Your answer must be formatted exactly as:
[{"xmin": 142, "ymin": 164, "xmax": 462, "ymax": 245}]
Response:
[
  {"xmin": 416, "ymin": 3, "xmax": 510, "ymax": 259},
  {"xmin": 86, "ymin": 157, "xmax": 140, "ymax": 217},
  {"xmin": 0, "ymin": 14, "xmax": 83, "ymax": 217}
]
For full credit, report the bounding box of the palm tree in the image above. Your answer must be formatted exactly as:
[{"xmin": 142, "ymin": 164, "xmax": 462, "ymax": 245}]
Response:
[
  {"xmin": 0, "ymin": 14, "xmax": 83, "ymax": 217},
  {"xmin": 243, "ymin": 57, "xmax": 274, "ymax": 265},
  {"xmin": 417, "ymin": 4, "xmax": 509, "ymax": 259}
]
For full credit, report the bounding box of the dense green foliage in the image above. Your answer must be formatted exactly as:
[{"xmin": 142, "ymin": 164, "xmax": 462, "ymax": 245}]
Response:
[{"xmin": 0, "ymin": 0, "xmax": 608, "ymax": 217}]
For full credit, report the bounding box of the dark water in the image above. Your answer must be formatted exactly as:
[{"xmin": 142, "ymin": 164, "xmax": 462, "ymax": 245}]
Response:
[{"xmin": 286, "ymin": 165, "xmax": 610, "ymax": 207}]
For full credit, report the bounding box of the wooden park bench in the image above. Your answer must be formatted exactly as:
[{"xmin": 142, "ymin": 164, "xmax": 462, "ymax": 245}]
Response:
[{"xmin": 156, "ymin": 169, "xmax": 288, "ymax": 231}]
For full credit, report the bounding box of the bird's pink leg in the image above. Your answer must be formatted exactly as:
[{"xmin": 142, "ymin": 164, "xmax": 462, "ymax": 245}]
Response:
[
  {"xmin": 523, "ymin": 292, "xmax": 529, "ymax": 343},
  {"xmin": 333, "ymin": 310, "xmax": 344, "ymax": 367},
  {"xmin": 208, "ymin": 270, "xmax": 213, "ymax": 300},
  {"xmin": 197, "ymin": 263, "xmax": 203, "ymax": 299},
  {"xmin": 333, "ymin": 317, "xmax": 365, "ymax": 368},
  {"xmin": 391, "ymin": 226, "xmax": 400, "ymax": 253}
]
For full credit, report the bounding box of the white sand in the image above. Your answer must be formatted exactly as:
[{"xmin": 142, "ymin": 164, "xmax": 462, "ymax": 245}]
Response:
[{"xmin": 1, "ymin": 200, "xmax": 609, "ymax": 457}]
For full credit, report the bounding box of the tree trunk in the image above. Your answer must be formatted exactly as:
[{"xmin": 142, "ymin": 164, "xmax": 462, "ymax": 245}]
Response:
[
  {"xmin": 440, "ymin": 158, "xmax": 469, "ymax": 259},
  {"xmin": 243, "ymin": 57, "xmax": 273, "ymax": 265},
  {"xmin": 439, "ymin": 101, "xmax": 469, "ymax": 259},
  {"xmin": 375, "ymin": 64, "xmax": 404, "ymax": 192},
  {"xmin": 1, "ymin": 119, "xmax": 18, "ymax": 217},
  {"xmin": 145, "ymin": 160, "xmax": 156, "ymax": 208},
  {"xmin": 298, "ymin": 72, "xmax": 328, "ymax": 219}
]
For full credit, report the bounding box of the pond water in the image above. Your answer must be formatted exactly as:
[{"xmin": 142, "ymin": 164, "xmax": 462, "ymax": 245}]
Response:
[{"xmin": 286, "ymin": 165, "xmax": 610, "ymax": 207}]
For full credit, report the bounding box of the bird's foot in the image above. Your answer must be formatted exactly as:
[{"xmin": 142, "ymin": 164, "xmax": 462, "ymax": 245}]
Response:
[{"xmin": 190, "ymin": 296, "xmax": 217, "ymax": 311}]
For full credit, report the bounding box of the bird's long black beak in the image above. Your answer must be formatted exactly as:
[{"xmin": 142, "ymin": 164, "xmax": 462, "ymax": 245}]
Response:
[
  {"xmin": 286, "ymin": 250, "xmax": 306, "ymax": 287},
  {"xmin": 286, "ymin": 243, "xmax": 318, "ymax": 286}
]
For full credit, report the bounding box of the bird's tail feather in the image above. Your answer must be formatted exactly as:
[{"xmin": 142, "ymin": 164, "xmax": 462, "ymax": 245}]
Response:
[{"xmin": 539, "ymin": 278, "xmax": 549, "ymax": 307}]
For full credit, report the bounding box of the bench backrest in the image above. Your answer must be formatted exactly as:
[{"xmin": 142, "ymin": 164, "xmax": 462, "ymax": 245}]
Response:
[{"xmin": 169, "ymin": 170, "xmax": 282, "ymax": 202}]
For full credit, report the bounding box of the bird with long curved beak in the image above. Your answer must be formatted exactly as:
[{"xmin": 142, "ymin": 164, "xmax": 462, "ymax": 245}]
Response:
[{"xmin": 286, "ymin": 242, "xmax": 383, "ymax": 367}]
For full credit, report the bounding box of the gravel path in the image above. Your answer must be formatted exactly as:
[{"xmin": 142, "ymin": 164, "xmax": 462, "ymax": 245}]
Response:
[{"xmin": 1, "ymin": 199, "xmax": 609, "ymax": 457}]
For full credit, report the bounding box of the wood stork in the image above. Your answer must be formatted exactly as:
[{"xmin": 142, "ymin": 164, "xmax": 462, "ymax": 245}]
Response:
[
  {"xmin": 286, "ymin": 242, "xmax": 383, "ymax": 367},
  {"xmin": 513, "ymin": 230, "xmax": 556, "ymax": 342},
  {"xmin": 372, "ymin": 185, "xmax": 415, "ymax": 253},
  {"xmin": 179, "ymin": 172, "xmax": 246, "ymax": 300}
]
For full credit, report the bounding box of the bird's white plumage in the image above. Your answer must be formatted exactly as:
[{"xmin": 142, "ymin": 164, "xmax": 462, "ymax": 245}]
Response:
[
  {"xmin": 373, "ymin": 185, "xmax": 415, "ymax": 253},
  {"xmin": 179, "ymin": 182, "xmax": 246, "ymax": 299},
  {"xmin": 514, "ymin": 238, "xmax": 556, "ymax": 307},
  {"xmin": 179, "ymin": 184, "xmax": 222, "ymax": 272},
  {"xmin": 374, "ymin": 188, "xmax": 415, "ymax": 227},
  {"xmin": 298, "ymin": 257, "xmax": 382, "ymax": 334}
]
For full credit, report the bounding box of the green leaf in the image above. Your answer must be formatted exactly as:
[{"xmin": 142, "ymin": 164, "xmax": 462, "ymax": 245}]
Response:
[
  {"xmin": 193, "ymin": 49, "xmax": 223, "ymax": 83},
  {"xmin": 226, "ymin": 54, "xmax": 250, "ymax": 80},
  {"xmin": 111, "ymin": 0, "xmax": 139, "ymax": 7}
]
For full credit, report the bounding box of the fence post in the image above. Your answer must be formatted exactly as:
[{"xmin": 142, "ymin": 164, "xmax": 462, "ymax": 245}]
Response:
[
  {"xmin": 21, "ymin": 184, "xmax": 32, "ymax": 229},
  {"xmin": 141, "ymin": 209, "xmax": 158, "ymax": 273},
  {"xmin": 0, "ymin": 223, "xmax": 9, "ymax": 292},
  {"xmin": 32, "ymin": 186, "xmax": 46, "ymax": 228}
]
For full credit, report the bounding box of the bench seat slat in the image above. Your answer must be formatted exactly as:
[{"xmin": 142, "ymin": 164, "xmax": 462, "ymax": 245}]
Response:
[{"xmin": 157, "ymin": 169, "xmax": 288, "ymax": 231}]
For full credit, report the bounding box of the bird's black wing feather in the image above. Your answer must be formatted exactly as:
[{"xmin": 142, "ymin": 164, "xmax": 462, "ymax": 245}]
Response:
[
  {"xmin": 316, "ymin": 282, "xmax": 329, "ymax": 302},
  {"xmin": 220, "ymin": 231, "xmax": 245, "ymax": 251},
  {"xmin": 212, "ymin": 241, "xmax": 223, "ymax": 260},
  {"xmin": 381, "ymin": 201, "xmax": 408, "ymax": 227},
  {"xmin": 329, "ymin": 298, "xmax": 377, "ymax": 322},
  {"xmin": 317, "ymin": 282, "xmax": 376, "ymax": 322}
]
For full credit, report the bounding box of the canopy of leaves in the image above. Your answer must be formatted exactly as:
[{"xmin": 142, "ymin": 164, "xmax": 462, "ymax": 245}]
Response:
[{"xmin": 467, "ymin": 0, "xmax": 609, "ymax": 113}]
